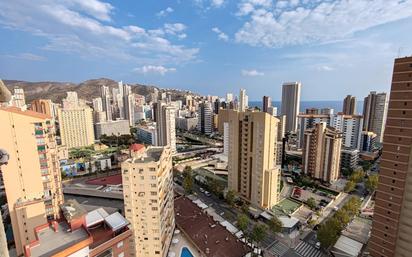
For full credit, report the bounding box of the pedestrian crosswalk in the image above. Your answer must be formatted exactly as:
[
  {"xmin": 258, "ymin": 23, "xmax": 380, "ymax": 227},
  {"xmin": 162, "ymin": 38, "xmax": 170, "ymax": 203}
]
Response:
[
  {"xmin": 294, "ymin": 241, "xmax": 324, "ymax": 257},
  {"xmin": 266, "ymin": 240, "xmax": 289, "ymax": 257}
]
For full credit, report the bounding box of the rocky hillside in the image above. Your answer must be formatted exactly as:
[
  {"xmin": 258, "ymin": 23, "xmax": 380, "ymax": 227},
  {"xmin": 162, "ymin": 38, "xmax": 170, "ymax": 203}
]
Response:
[{"xmin": 3, "ymin": 78, "xmax": 158, "ymax": 103}]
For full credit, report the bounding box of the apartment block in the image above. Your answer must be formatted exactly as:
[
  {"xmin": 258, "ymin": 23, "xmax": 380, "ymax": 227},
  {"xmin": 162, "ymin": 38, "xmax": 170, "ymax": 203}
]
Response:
[
  {"xmin": 95, "ymin": 119, "xmax": 130, "ymax": 139},
  {"xmin": 0, "ymin": 107, "xmax": 63, "ymax": 255},
  {"xmin": 154, "ymin": 101, "xmax": 176, "ymax": 153},
  {"xmin": 227, "ymin": 110, "xmax": 281, "ymax": 209},
  {"xmin": 302, "ymin": 123, "xmax": 342, "ymax": 183},
  {"xmin": 360, "ymin": 131, "xmax": 378, "ymax": 152},
  {"xmin": 343, "ymin": 95, "xmax": 357, "ymax": 115},
  {"xmin": 369, "ymin": 56, "xmax": 412, "ymax": 257},
  {"xmin": 363, "ymin": 91, "xmax": 389, "ymax": 143},
  {"xmin": 281, "ymin": 82, "xmax": 301, "ymax": 132},
  {"xmin": 122, "ymin": 146, "xmax": 175, "ymax": 257}
]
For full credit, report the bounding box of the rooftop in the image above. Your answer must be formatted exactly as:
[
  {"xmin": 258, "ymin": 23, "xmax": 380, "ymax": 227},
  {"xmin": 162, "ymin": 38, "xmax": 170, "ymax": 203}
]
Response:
[
  {"xmin": 0, "ymin": 106, "xmax": 51, "ymax": 120},
  {"xmin": 29, "ymin": 222, "xmax": 90, "ymax": 257},
  {"xmin": 128, "ymin": 147, "xmax": 164, "ymax": 164},
  {"xmin": 174, "ymin": 197, "xmax": 250, "ymax": 257},
  {"xmin": 61, "ymin": 199, "xmax": 88, "ymax": 222}
]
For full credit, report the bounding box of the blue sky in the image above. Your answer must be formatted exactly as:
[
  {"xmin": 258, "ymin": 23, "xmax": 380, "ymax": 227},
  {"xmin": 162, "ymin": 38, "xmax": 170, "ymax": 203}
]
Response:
[{"xmin": 1, "ymin": 0, "xmax": 412, "ymax": 100}]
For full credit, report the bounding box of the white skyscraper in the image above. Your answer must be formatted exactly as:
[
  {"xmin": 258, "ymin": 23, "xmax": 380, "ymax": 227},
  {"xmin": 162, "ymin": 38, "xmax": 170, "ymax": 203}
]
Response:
[
  {"xmin": 155, "ymin": 101, "xmax": 176, "ymax": 153},
  {"xmin": 92, "ymin": 97, "xmax": 103, "ymax": 112},
  {"xmin": 100, "ymin": 85, "xmax": 112, "ymax": 121},
  {"xmin": 281, "ymin": 82, "xmax": 301, "ymax": 132},
  {"xmin": 226, "ymin": 93, "xmax": 234, "ymax": 103},
  {"xmin": 363, "ymin": 91, "xmax": 388, "ymax": 143},
  {"xmin": 9, "ymin": 87, "xmax": 26, "ymax": 108},
  {"xmin": 239, "ymin": 88, "xmax": 248, "ymax": 112}
]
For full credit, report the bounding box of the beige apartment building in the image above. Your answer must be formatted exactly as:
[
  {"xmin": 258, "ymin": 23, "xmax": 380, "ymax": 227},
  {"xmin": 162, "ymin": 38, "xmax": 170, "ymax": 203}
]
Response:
[
  {"xmin": 302, "ymin": 122, "xmax": 342, "ymax": 183},
  {"xmin": 227, "ymin": 109, "xmax": 281, "ymax": 209},
  {"xmin": 0, "ymin": 107, "xmax": 63, "ymax": 256},
  {"xmin": 58, "ymin": 105, "xmax": 95, "ymax": 148},
  {"xmin": 369, "ymin": 56, "xmax": 412, "ymax": 257},
  {"xmin": 122, "ymin": 145, "xmax": 175, "ymax": 257}
]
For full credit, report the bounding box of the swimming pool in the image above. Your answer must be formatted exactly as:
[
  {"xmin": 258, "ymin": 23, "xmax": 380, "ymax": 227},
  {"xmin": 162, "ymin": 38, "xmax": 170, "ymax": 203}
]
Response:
[{"xmin": 180, "ymin": 247, "xmax": 194, "ymax": 257}]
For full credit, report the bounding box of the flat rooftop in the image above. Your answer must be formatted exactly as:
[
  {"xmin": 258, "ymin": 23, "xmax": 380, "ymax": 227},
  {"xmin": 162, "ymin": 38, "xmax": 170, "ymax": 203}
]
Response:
[
  {"xmin": 174, "ymin": 197, "xmax": 250, "ymax": 257},
  {"xmin": 129, "ymin": 147, "xmax": 164, "ymax": 163},
  {"xmin": 30, "ymin": 222, "xmax": 89, "ymax": 257},
  {"xmin": 61, "ymin": 199, "xmax": 87, "ymax": 222}
]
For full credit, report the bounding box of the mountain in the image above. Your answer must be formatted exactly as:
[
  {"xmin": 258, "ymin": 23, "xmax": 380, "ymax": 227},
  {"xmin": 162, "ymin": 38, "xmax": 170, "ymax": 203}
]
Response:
[{"xmin": 3, "ymin": 78, "xmax": 158, "ymax": 103}]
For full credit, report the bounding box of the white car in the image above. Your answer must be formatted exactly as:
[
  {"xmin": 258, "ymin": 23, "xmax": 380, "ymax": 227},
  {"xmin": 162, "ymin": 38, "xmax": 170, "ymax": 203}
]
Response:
[
  {"xmin": 204, "ymin": 191, "xmax": 211, "ymax": 197},
  {"xmin": 315, "ymin": 242, "xmax": 321, "ymax": 249}
]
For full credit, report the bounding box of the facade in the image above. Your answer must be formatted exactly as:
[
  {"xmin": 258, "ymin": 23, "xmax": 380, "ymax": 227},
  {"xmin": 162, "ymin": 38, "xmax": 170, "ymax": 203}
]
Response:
[
  {"xmin": 58, "ymin": 106, "xmax": 95, "ymax": 148},
  {"xmin": 239, "ymin": 88, "xmax": 247, "ymax": 112},
  {"xmin": 227, "ymin": 110, "xmax": 281, "ymax": 209},
  {"xmin": 340, "ymin": 148, "xmax": 359, "ymax": 172},
  {"xmin": 267, "ymin": 106, "xmax": 277, "ymax": 116},
  {"xmin": 95, "ymin": 119, "xmax": 130, "ymax": 139},
  {"xmin": 122, "ymin": 146, "xmax": 175, "ymax": 257},
  {"xmin": 92, "ymin": 97, "xmax": 103, "ymax": 112},
  {"xmin": 30, "ymin": 99, "xmax": 54, "ymax": 119},
  {"xmin": 175, "ymin": 116, "xmax": 198, "ymax": 131},
  {"xmin": 369, "ymin": 56, "xmax": 412, "ymax": 257},
  {"xmin": 155, "ymin": 101, "xmax": 176, "ymax": 152},
  {"xmin": 277, "ymin": 115, "xmax": 286, "ymax": 140},
  {"xmin": 123, "ymin": 84, "xmax": 135, "ymax": 126},
  {"xmin": 298, "ymin": 113, "xmax": 362, "ymax": 150},
  {"xmin": 263, "ymin": 95, "xmax": 271, "ymax": 113},
  {"xmin": 302, "ymin": 123, "xmax": 342, "ymax": 183},
  {"xmin": 0, "ymin": 107, "xmax": 63, "ymax": 255},
  {"xmin": 101, "ymin": 85, "xmax": 112, "ymax": 121},
  {"xmin": 197, "ymin": 101, "xmax": 213, "ymax": 135},
  {"xmin": 332, "ymin": 114, "xmax": 363, "ymax": 149},
  {"xmin": 360, "ymin": 131, "xmax": 377, "ymax": 152},
  {"xmin": 9, "ymin": 87, "xmax": 26, "ymax": 108},
  {"xmin": 363, "ymin": 91, "xmax": 389, "ymax": 143},
  {"xmin": 136, "ymin": 124, "xmax": 158, "ymax": 145},
  {"xmin": 281, "ymin": 82, "xmax": 301, "ymax": 132},
  {"xmin": 223, "ymin": 122, "xmax": 229, "ymax": 156},
  {"xmin": 343, "ymin": 95, "xmax": 357, "ymax": 115}
]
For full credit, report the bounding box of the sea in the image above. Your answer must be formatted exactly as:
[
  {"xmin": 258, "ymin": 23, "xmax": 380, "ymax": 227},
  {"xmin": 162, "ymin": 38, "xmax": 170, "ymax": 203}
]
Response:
[{"xmin": 248, "ymin": 101, "xmax": 364, "ymax": 115}]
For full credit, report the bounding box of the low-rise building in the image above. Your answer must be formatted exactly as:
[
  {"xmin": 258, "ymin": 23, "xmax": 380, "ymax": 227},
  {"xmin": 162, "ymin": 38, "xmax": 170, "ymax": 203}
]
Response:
[
  {"xmin": 176, "ymin": 116, "xmax": 198, "ymax": 131},
  {"xmin": 23, "ymin": 200, "xmax": 132, "ymax": 257}
]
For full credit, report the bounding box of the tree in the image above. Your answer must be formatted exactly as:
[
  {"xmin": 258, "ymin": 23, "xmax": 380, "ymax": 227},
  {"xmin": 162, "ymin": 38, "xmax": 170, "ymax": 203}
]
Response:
[
  {"xmin": 306, "ymin": 197, "xmax": 317, "ymax": 210},
  {"xmin": 237, "ymin": 214, "xmax": 249, "ymax": 232},
  {"xmin": 344, "ymin": 180, "xmax": 356, "ymax": 193},
  {"xmin": 226, "ymin": 190, "xmax": 236, "ymax": 206},
  {"xmin": 250, "ymin": 224, "xmax": 267, "ymax": 244},
  {"xmin": 268, "ymin": 216, "xmax": 283, "ymax": 234},
  {"xmin": 317, "ymin": 218, "xmax": 340, "ymax": 248},
  {"xmin": 183, "ymin": 172, "xmax": 194, "ymax": 194},
  {"xmin": 350, "ymin": 169, "xmax": 365, "ymax": 183},
  {"xmin": 365, "ymin": 174, "xmax": 379, "ymax": 192}
]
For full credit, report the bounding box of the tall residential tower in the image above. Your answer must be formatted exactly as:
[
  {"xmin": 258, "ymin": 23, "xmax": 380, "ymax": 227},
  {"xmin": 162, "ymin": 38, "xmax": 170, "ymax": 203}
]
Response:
[
  {"xmin": 281, "ymin": 82, "xmax": 301, "ymax": 132},
  {"xmin": 369, "ymin": 56, "xmax": 412, "ymax": 257}
]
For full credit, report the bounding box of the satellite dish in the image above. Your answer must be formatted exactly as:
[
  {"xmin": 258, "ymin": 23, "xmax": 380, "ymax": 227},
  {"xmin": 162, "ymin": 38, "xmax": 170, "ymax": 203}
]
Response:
[
  {"xmin": 0, "ymin": 149, "xmax": 10, "ymax": 165},
  {"xmin": 0, "ymin": 80, "xmax": 12, "ymax": 103}
]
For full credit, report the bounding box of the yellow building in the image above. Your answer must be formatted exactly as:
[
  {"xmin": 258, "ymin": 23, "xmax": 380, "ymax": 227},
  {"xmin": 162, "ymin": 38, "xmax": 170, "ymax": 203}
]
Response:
[
  {"xmin": 58, "ymin": 106, "xmax": 95, "ymax": 148},
  {"xmin": 227, "ymin": 109, "xmax": 281, "ymax": 209},
  {"xmin": 0, "ymin": 107, "xmax": 63, "ymax": 256},
  {"xmin": 122, "ymin": 145, "xmax": 175, "ymax": 257}
]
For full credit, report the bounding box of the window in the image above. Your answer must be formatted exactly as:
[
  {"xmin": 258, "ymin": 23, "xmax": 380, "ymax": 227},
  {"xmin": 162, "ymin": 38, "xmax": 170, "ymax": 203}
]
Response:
[
  {"xmin": 118, "ymin": 253, "xmax": 124, "ymax": 257},
  {"xmin": 117, "ymin": 241, "xmax": 124, "ymax": 248}
]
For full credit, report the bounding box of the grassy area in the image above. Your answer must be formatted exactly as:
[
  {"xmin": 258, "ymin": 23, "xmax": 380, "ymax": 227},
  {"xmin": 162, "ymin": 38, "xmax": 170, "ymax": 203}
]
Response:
[
  {"xmin": 316, "ymin": 186, "xmax": 339, "ymax": 196},
  {"xmin": 272, "ymin": 198, "xmax": 302, "ymax": 215}
]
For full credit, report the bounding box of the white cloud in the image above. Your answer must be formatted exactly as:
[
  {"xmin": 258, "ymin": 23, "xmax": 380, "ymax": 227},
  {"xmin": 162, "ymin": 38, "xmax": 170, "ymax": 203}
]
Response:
[
  {"xmin": 235, "ymin": 0, "xmax": 412, "ymax": 47},
  {"xmin": 134, "ymin": 65, "xmax": 176, "ymax": 75},
  {"xmin": 211, "ymin": 0, "xmax": 225, "ymax": 8},
  {"xmin": 241, "ymin": 69, "xmax": 264, "ymax": 76},
  {"xmin": 212, "ymin": 27, "xmax": 229, "ymax": 41},
  {"xmin": 316, "ymin": 65, "xmax": 335, "ymax": 71},
  {"xmin": 4, "ymin": 53, "xmax": 46, "ymax": 61},
  {"xmin": 0, "ymin": 0, "xmax": 198, "ymax": 64},
  {"xmin": 156, "ymin": 7, "xmax": 174, "ymax": 17}
]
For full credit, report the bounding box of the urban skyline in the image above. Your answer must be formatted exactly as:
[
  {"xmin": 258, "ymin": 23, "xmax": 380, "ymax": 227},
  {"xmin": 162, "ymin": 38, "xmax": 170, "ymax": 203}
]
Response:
[
  {"xmin": 1, "ymin": 1, "xmax": 412, "ymax": 257},
  {"xmin": 1, "ymin": 1, "xmax": 412, "ymax": 100}
]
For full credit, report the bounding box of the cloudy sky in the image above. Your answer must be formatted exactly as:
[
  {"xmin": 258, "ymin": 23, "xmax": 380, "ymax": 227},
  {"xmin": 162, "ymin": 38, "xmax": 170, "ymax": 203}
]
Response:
[{"xmin": 1, "ymin": 0, "xmax": 412, "ymax": 100}]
